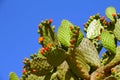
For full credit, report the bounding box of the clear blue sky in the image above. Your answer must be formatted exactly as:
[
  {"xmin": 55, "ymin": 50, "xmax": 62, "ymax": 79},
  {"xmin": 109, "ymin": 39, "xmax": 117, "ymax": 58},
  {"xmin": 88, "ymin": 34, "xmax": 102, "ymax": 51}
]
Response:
[{"xmin": 0, "ymin": 0, "xmax": 120, "ymax": 80}]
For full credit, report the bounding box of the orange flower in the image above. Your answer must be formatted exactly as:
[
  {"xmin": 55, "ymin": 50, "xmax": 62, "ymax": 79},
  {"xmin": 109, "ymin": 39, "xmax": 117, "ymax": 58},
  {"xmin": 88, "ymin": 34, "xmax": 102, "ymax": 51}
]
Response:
[{"xmin": 38, "ymin": 37, "xmax": 43, "ymax": 43}]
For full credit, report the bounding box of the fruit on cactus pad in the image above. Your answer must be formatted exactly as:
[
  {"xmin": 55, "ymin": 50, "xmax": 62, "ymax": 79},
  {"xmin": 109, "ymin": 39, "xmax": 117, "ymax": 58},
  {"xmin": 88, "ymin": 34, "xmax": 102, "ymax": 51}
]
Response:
[{"xmin": 105, "ymin": 6, "xmax": 116, "ymax": 21}]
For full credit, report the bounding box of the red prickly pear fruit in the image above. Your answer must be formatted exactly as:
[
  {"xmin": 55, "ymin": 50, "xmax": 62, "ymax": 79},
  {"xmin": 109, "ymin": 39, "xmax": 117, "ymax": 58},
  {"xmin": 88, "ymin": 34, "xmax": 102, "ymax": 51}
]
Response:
[
  {"xmin": 41, "ymin": 50, "xmax": 44, "ymax": 55},
  {"xmin": 69, "ymin": 26, "xmax": 74, "ymax": 30},
  {"xmin": 95, "ymin": 73, "xmax": 99, "ymax": 76},
  {"xmin": 41, "ymin": 47, "xmax": 45, "ymax": 51},
  {"xmin": 112, "ymin": 13, "xmax": 116, "ymax": 17},
  {"xmin": 22, "ymin": 69, "xmax": 26, "ymax": 74},
  {"xmin": 104, "ymin": 21, "xmax": 107, "ymax": 25},
  {"xmin": 83, "ymin": 23, "xmax": 87, "ymax": 27},
  {"xmin": 70, "ymin": 40, "xmax": 75, "ymax": 44},
  {"xmin": 32, "ymin": 69, "xmax": 36, "ymax": 72},
  {"xmin": 96, "ymin": 36, "xmax": 100, "ymax": 40},
  {"xmin": 100, "ymin": 16, "xmax": 105, "ymax": 21},
  {"xmin": 47, "ymin": 43, "xmax": 52, "ymax": 48},
  {"xmin": 41, "ymin": 48, "xmax": 45, "ymax": 54},
  {"xmin": 75, "ymin": 30, "xmax": 79, "ymax": 35},
  {"xmin": 69, "ymin": 45, "xmax": 74, "ymax": 48},
  {"xmin": 89, "ymin": 16, "xmax": 93, "ymax": 19},
  {"xmin": 45, "ymin": 47, "xmax": 49, "ymax": 51},
  {"xmin": 49, "ymin": 19, "xmax": 53, "ymax": 23}
]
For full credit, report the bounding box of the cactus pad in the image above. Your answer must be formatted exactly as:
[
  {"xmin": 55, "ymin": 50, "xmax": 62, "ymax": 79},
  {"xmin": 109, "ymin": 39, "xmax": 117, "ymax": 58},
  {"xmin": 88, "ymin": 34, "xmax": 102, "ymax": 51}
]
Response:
[
  {"xmin": 47, "ymin": 48, "xmax": 67, "ymax": 67},
  {"xmin": 108, "ymin": 46, "xmax": 120, "ymax": 65},
  {"xmin": 9, "ymin": 72, "xmax": 19, "ymax": 80},
  {"xmin": 114, "ymin": 19, "xmax": 120, "ymax": 41},
  {"xmin": 30, "ymin": 57, "xmax": 53, "ymax": 76},
  {"xmin": 87, "ymin": 19, "xmax": 103, "ymax": 39},
  {"xmin": 66, "ymin": 49, "xmax": 90, "ymax": 79},
  {"xmin": 105, "ymin": 6, "xmax": 116, "ymax": 21},
  {"xmin": 100, "ymin": 31, "xmax": 116, "ymax": 54},
  {"xmin": 58, "ymin": 20, "xmax": 73, "ymax": 47},
  {"xmin": 78, "ymin": 38, "xmax": 100, "ymax": 67}
]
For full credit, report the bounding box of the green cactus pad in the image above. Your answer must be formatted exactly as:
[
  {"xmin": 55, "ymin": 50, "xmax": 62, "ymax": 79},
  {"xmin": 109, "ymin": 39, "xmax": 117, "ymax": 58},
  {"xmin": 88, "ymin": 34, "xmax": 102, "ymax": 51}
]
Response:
[
  {"xmin": 105, "ymin": 6, "xmax": 116, "ymax": 21},
  {"xmin": 66, "ymin": 49, "xmax": 90, "ymax": 79},
  {"xmin": 9, "ymin": 72, "xmax": 19, "ymax": 80},
  {"xmin": 87, "ymin": 19, "xmax": 103, "ymax": 39},
  {"xmin": 38, "ymin": 20, "xmax": 58, "ymax": 47},
  {"xmin": 108, "ymin": 46, "xmax": 120, "ymax": 65},
  {"xmin": 78, "ymin": 38, "xmax": 101, "ymax": 67},
  {"xmin": 100, "ymin": 31, "xmax": 116, "ymax": 54},
  {"xmin": 114, "ymin": 19, "xmax": 120, "ymax": 41},
  {"xmin": 58, "ymin": 20, "xmax": 73, "ymax": 47},
  {"xmin": 47, "ymin": 48, "xmax": 67, "ymax": 67},
  {"xmin": 30, "ymin": 57, "xmax": 53, "ymax": 76}
]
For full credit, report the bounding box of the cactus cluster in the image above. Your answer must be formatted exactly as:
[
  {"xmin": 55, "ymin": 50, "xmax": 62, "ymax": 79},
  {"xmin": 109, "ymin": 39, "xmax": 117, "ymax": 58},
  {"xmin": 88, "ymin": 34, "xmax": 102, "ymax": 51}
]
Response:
[{"xmin": 9, "ymin": 6, "xmax": 120, "ymax": 80}]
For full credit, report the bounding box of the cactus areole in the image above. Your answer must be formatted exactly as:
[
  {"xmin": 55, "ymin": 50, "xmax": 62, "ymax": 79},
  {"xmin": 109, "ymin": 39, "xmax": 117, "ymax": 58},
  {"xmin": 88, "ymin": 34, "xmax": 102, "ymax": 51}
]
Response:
[{"xmin": 9, "ymin": 6, "xmax": 120, "ymax": 80}]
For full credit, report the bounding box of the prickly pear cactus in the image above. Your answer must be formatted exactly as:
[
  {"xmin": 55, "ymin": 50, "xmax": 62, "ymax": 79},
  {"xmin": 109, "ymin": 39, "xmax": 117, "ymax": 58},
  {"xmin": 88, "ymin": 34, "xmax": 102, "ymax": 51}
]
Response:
[{"xmin": 9, "ymin": 6, "xmax": 120, "ymax": 80}]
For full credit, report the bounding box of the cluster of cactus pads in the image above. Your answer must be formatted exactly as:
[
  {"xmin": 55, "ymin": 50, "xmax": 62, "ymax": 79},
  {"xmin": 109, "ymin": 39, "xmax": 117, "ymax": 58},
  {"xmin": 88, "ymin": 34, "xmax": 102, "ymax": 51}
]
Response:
[{"xmin": 9, "ymin": 6, "xmax": 120, "ymax": 80}]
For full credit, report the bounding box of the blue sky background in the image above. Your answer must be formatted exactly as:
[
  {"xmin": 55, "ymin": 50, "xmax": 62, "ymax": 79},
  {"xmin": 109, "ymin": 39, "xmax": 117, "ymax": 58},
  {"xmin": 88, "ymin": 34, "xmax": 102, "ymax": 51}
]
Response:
[{"xmin": 0, "ymin": 0, "xmax": 120, "ymax": 80}]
